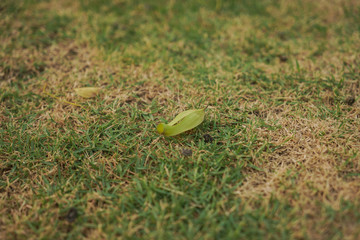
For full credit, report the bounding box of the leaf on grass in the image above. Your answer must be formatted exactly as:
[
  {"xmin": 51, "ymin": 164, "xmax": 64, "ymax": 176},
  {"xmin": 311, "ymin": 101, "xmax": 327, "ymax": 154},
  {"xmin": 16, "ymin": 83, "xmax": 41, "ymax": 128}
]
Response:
[
  {"xmin": 74, "ymin": 87, "xmax": 100, "ymax": 98},
  {"xmin": 157, "ymin": 108, "xmax": 205, "ymax": 136},
  {"xmin": 43, "ymin": 83, "xmax": 85, "ymax": 109}
]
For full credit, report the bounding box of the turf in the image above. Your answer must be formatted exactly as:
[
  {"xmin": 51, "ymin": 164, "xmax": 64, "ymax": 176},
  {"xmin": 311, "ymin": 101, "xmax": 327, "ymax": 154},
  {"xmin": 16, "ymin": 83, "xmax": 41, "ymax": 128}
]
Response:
[{"xmin": 1, "ymin": 0, "xmax": 360, "ymax": 239}]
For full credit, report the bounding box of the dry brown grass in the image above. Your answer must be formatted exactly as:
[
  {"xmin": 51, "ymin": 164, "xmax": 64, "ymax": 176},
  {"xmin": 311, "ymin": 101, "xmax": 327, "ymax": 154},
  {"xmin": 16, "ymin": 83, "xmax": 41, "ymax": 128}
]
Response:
[{"xmin": 236, "ymin": 102, "xmax": 360, "ymax": 238}]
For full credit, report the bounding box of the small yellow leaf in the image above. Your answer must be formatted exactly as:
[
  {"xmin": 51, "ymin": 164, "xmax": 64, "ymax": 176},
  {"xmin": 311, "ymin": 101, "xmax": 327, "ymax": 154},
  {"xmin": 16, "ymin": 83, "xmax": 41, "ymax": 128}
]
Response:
[
  {"xmin": 74, "ymin": 87, "xmax": 101, "ymax": 98},
  {"xmin": 157, "ymin": 108, "xmax": 205, "ymax": 136}
]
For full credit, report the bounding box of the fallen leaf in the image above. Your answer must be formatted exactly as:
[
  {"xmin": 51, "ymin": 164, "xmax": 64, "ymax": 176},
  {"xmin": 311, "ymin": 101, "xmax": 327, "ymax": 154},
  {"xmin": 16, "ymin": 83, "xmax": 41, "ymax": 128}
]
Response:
[
  {"xmin": 157, "ymin": 108, "xmax": 205, "ymax": 136},
  {"xmin": 74, "ymin": 87, "xmax": 100, "ymax": 98}
]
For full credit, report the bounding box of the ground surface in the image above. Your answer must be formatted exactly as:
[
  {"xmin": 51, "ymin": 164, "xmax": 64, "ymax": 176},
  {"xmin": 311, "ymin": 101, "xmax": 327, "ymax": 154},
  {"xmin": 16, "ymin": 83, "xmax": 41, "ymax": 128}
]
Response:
[{"xmin": 1, "ymin": 0, "xmax": 360, "ymax": 239}]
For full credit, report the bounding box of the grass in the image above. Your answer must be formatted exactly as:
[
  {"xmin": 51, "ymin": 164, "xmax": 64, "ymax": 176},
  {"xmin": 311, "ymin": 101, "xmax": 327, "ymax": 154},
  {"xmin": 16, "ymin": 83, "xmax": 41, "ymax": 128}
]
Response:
[{"xmin": 1, "ymin": 0, "xmax": 360, "ymax": 239}]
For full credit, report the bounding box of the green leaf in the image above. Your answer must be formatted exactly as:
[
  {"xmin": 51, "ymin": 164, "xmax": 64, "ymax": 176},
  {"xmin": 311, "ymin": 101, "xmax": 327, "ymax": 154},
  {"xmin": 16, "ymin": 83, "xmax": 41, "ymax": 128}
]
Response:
[
  {"xmin": 74, "ymin": 87, "xmax": 101, "ymax": 98},
  {"xmin": 157, "ymin": 108, "xmax": 205, "ymax": 136}
]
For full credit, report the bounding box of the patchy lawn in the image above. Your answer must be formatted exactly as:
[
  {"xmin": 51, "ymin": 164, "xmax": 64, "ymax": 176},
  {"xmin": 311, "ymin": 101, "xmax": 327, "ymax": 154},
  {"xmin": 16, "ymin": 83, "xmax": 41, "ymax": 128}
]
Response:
[{"xmin": 1, "ymin": 0, "xmax": 360, "ymax": 239}]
